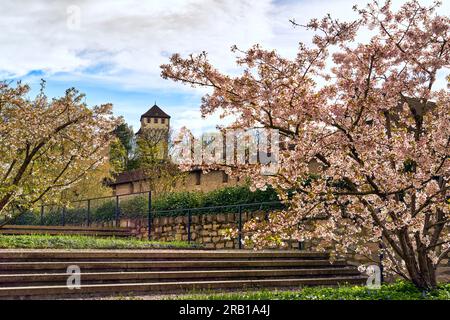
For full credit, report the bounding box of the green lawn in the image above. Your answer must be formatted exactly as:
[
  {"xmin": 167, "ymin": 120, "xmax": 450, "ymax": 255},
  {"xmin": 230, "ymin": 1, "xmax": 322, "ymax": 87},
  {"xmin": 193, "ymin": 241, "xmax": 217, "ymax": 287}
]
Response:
[
  {"xmin": 0, "ymin": 234, "xmax": 200, "ymax": 250},
  {"xmin": 174, "ymin": 281, "xmax": 450, "ymax": 300}
]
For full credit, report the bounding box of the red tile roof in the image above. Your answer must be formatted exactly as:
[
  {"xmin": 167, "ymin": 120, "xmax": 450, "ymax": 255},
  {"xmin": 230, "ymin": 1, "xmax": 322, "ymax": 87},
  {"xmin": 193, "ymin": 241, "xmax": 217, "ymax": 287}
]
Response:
[{"xmin": 140, "ymin": 104, "xmax": 170, "ymax": 120}]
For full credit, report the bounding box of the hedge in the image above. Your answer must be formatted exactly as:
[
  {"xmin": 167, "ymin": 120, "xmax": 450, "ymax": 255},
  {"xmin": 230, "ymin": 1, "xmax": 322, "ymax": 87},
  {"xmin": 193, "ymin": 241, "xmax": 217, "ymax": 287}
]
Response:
[{"xmin": 10, "ymin": 185, "xmax": 281, "ymax": 225}]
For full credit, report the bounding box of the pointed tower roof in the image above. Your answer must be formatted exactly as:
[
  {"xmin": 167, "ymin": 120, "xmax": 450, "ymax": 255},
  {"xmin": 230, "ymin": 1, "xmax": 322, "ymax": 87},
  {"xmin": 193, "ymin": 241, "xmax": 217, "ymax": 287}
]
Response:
[{"xmin": 140, "ymin": 104, "xmax": 171, "ymax": 120}]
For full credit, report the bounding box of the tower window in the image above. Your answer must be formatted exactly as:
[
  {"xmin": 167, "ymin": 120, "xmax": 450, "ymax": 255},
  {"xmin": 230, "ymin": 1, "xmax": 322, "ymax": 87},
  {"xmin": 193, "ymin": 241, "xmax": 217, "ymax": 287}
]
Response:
[{"xmin": 154, "ymin": 118, "xmax": 158, "ymax": 123}]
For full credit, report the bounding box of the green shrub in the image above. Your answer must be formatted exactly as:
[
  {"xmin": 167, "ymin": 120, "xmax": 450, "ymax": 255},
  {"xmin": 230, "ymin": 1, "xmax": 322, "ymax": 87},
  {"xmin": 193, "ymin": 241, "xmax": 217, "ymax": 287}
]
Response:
[
  {"xmin": 11, "ymin": 211, "xmax": 40, "ymax": 226},
  {"xmin": 152, "ymin": 186, "xmax": 279, "ymax": 216},
  {"xmin": 9, "ymin": 185, "xmax": 281, "ymax": 224},
  {"xmin": 153, "ymin": 191, "xmax": 204, "ymax": 211},
  {"xmin": 176, "ymin": 280, "xmax": 450, "ymax": 300},
  {"xmin": 120, "ymin": 195, "xmax": 149, "ymax": 218},
  {"xmin": 113, "ymin": 185, "xmax": 279, "ymax": 217},
  {"xmin": 43, "ymin": 208, "xmax": 69, "ymax": 225},
  {"xmin": 92, "ymin": 200, "xmax": 116, "ymax": 222}
]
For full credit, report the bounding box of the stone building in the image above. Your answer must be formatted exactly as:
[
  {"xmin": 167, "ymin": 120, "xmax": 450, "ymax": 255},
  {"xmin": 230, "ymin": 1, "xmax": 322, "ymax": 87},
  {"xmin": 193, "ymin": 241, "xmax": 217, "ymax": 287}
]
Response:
[
  {"xmin": 136, "ymin": 104, "xmax": 170, "ymax": 160},
  {"xmin": 110, "ymin": 104, "xmax": 241, "ymax": 196}
]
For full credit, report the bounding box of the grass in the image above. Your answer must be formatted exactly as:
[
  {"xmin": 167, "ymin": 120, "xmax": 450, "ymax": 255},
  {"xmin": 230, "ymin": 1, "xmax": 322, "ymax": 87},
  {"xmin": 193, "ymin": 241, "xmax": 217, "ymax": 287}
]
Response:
[
  {"xmin": 0, "ymin": 234, "xmax": 200, "ymax": 250},
  {"xmin": 174, "ymin": 281, "xmax": 450, "ymax": 300}
]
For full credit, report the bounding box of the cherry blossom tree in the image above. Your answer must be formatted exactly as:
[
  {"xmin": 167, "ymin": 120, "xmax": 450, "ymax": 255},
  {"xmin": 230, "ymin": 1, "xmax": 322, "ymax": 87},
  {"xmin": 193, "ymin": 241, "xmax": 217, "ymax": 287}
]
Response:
[
  {"xmin": 0, "ymin": 81, "xmax": 120, "ymax": 224},
  {"xmin": 161, "ymin": 0, "xmax": 449, "ymax": 290}
]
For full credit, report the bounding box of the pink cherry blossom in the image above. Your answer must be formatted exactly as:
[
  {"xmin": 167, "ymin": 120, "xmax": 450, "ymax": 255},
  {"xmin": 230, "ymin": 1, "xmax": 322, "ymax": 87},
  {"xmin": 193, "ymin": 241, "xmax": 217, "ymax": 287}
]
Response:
[{"xmin": 161, "ymin": 0, "xmax": 449, "ymax": 290}]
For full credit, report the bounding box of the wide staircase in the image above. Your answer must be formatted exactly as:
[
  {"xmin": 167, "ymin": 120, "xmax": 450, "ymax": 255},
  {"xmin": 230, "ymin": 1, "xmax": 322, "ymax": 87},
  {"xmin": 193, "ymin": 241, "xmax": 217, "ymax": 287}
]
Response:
[
  {"xmin": 0, "ymin": 250, "xmax": 366, "ymax": 299},
  {"xmin": 0, "ymin": 225, "xmax": 132, "ymax": 238}
]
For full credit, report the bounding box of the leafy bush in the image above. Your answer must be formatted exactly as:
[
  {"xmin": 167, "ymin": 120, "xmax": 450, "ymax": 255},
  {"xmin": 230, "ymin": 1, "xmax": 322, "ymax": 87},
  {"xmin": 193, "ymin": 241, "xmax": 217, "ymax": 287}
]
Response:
[
  {"xmin": 151, "ymin": 186, "xmax": 280, "ymax": 216},
  {"xmin": 176, "ymin": 280, "xmax": 450, "ymax": 300},
  {"xmin": 153, "ymin": 191, "xmax": 204, "ymax": 211},
  {"xmin": 93, "ymin": 200, "xmax": 117, "ymax": 222},
  {"xmin": 119, "ymin": 195, "xmax": 149, "ymax": 218},
  {"xmin": 10, "ymin": 211, "xmax": 41, "ymax": 226},
  {"xmin": 9, "ymin": 185, "xmax": 280, "ymax": 224},
  {"xmin": 203, "ymin": 186, "xmax": 279, "ymax": 207}
]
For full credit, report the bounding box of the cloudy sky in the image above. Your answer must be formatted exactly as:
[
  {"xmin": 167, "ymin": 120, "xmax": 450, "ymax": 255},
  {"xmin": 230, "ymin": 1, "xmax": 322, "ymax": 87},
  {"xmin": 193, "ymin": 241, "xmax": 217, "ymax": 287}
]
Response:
[{"xmin": 1, "ymin": 0, "xmax": 448, "ymax": 134}]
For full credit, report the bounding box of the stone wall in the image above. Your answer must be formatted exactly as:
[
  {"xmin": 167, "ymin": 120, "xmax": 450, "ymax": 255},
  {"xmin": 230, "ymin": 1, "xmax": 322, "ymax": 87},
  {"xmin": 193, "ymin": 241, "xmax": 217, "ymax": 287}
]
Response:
[
  {"xmin": 112, "ymin": 170, "xmax": 242, "ymax": 196},
  {"xmin": 112, "ymin": 211, "xmax": 286, "ymax": 250},
  {"xmin": 93, "ymin": 210, "xmax": 300, "ymax": 250},
  {"xmin": 133, "ymin": 215, "xmax": 234, "ymax": 249}
]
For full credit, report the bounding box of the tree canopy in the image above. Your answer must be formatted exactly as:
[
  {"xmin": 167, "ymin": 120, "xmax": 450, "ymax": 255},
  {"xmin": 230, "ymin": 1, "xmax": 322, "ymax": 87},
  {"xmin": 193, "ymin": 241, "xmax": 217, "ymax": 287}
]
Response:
[
  {"xmin": 161, "ymin": 0, "xmax": 449, "ymax": 290},
  {"xmin": 0, "ymin": 81, "xmax": 120, "ymax": 222}
]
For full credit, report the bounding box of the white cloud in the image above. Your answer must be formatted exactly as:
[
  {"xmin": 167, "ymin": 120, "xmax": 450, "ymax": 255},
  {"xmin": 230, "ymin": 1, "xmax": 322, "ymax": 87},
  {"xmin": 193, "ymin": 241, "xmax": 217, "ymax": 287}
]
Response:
[
  {"xmin": 0, "ymin": 0, "xmax": 274, "ymax": 89},
  {"xmin": 1, "ymin": 0, "xmax": 447, "ymax": 89},
  {"xmin": 171, "ymin": 108, "xmax": 234, "ymax": 137},
  {"xmin": 0, "ymin": 0, "xmax": 447, "ymax": 133}
]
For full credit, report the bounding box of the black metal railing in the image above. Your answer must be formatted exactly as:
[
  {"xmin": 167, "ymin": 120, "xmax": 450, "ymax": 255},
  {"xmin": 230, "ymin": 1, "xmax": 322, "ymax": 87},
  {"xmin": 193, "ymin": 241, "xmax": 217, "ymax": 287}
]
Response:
[
  {"xmin": 150, "ymin": 201, "xmax": 285, "ymax": 248},
  {"xmin": 3, "ymin": 192, "xmax": 152, "ymax": 227},
  {"xmin": 3, "ymin": 192, "xmax": 286, "ymax": 248}
]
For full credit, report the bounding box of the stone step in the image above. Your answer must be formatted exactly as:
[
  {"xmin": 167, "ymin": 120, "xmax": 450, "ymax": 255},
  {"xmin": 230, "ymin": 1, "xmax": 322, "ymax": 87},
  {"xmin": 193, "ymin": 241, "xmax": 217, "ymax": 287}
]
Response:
[
  {"xmin": 0, "ymin": 250, "xmax": 329, "ymax": 261},
  {"xmin": 0, "ymin": 259, "xmax": 348, "ymax": 272},
  {"xmin": 0, "ymin": 249, "xmax": 365, "ymax": 299},
  {"xmin": 0, "ymin": 276, "xmax": 367, "ymax": 299},
  {"xmin": 0, "ymin": 267, "xmax": 361, "ymax": 286}
]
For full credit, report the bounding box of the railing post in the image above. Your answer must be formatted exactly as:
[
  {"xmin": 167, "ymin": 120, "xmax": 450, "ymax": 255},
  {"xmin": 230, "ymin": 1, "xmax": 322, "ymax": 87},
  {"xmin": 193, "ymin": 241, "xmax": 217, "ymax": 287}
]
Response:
[
  {"xmin": 87, "ymin": 199, "xmax": 91, "ymax": 227},
  {"xmin": 187, "ymin": 209, "xmax": 192, "ymax": 244},
  {"xmin": 147, "ymin": 191, "xmax": 152, "ymax": 241},
  {"xmin": 238, "ymin": 205, "xmax": 242, "ymax": 249},
  {"xmin": 40, "ymin": 206, "xmax": 44, "ymax": 225},
  {"xmin": 379, "ymin": 240, "xmax": 384, "ymax": 284},
  {"xmin": 297, "ymin": 222, "xmax": 304, "ymax": 250},
  {"xmin": 61, "ymin": 207, "xmax": 66, "ymax": 226},
  {"xmin": 115, "ymin": 195, "xmax": 120, "ymax": 227}
]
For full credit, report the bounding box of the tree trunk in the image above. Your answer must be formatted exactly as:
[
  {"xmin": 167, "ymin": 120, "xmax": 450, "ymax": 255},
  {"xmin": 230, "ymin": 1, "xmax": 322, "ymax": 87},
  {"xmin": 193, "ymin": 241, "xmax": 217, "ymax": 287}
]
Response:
[
  {"xmin": 394, "ymin": 229, "xmax": 438, "ymax": 291},
  {"xmin": 407, "ymin": 260, "xmax": 437, "ymax": 291},
  {"xmin": 402, "ymin": 243, "xmax": 437, "ymax": 291}
]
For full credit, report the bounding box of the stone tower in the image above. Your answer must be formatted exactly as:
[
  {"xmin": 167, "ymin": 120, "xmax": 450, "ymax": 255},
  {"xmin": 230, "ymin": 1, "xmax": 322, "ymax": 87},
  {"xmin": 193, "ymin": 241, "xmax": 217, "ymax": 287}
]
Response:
[{"xmin": 136, "ymin": 104, "xmax": 170, "ymax": 159}]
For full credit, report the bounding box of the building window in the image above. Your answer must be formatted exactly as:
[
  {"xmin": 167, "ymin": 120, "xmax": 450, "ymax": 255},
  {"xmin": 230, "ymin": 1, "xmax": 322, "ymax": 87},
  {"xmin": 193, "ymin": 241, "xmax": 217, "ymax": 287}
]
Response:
[
  {"xmin": 222, "ymin": 171, "xmax": 229, "ymax": 183},
  {"xmin": 147, "ymin": 118, "xmax": 150, "ymax": 123},
  {"xmin": 195, "ymin": 171, "xmax": 201, "ymax": 185},
  {"xmin": 161, "ymin": 118, "xmax": 165, "ymax": 124},
  {"xmin": 154, "ymin": 118, "xmax": 158, "ymax": 123}
]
